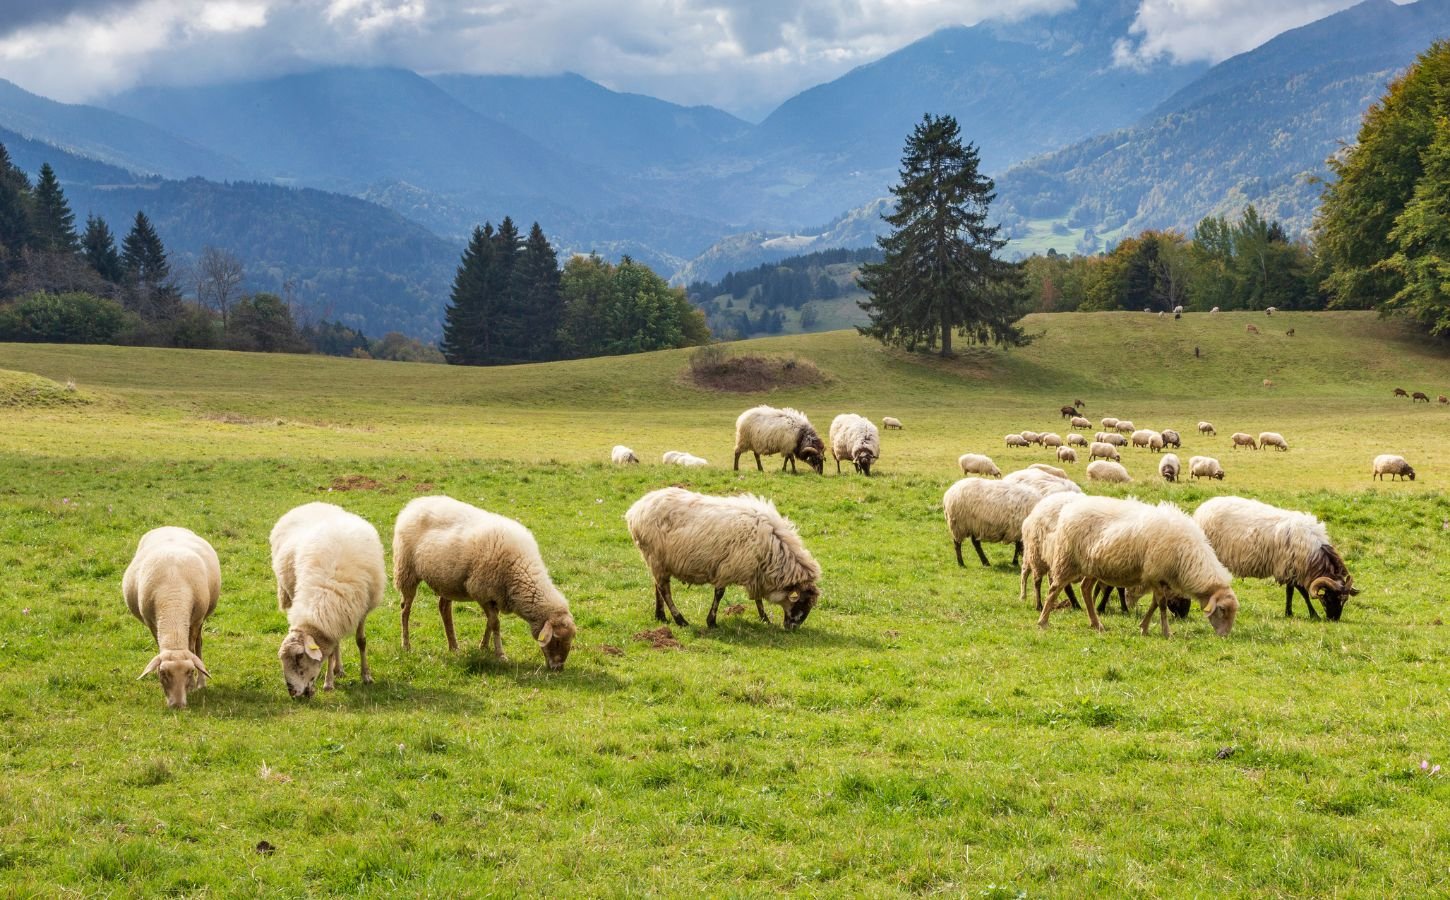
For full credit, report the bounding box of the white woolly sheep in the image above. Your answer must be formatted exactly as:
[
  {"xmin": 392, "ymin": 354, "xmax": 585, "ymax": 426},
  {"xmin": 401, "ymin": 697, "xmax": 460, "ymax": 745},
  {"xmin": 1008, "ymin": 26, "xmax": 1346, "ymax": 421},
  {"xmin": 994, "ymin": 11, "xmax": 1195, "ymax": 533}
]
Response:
[
  {"xmin": 1115, "ymin": 420, "xmax": 1136, "ymax": 434},
  {"xmin": 1194, "ymin": 496, "xmax": 1358, "ymax": 620},
  {"xmin": 829, "ymin": 413, "xmax": 881, "ymax": 476},
  {"xmin": 1230, "ymin": 432, "xmax": 1258, "ymax": 450},
  {"xmin": 1101, "ymin": 417, "xmax": 1119, "ymax": 430},
  {"xmin": 1210, "ymin": 306, "xmax": 1220, "ymax": 313},
  {"xmin": 1173, "ymin": 305, "xmax": 1184, "ymax": 314},
  {"xmin": 1089, "ymin": 441, "xmax": 1121, "ymax": 462},
  {"xmin": 1041, "ymin": 433, "xmax": 1064, "ymax": 448},
  {"xmin": 1189, "ymin": 455, "xmax": 1225, "ymax": 480},
  {"xmin": 1057, "ymin": 446, "xmax": 1078, "ymax": 464},
  {"xmin": 958, "ymin": 453, "xmax": 1002, "ymax": 478},
  {"xmin": 1130, "ymin": 429, "xmax": 1156, "ymax": 449},
  {"xmin": 1159, "ymin": 453, "xmax": 1181, "ymax": 483},
  {"xmin": 943, "ymin": 478, "xmax": 1042, "ymax": 568},
  {"xmin": 1266, "ymin": 306, "xmax": 1277, "ymax": 315},
  {"xmin": 1005, "ymin": 433, "xmax": 1029, "ymax": 448},
  {"xmin": 1258, "ymin": 432, "xmax": 1289, "ymax": 452},
  {"xmin": 625, "ymin": 487, "xmax": 820, "ymax": 629},
  {"xmin": 1067, "ymin": 433, "xmax": 1088, "ymax": 447},
  {"xmin": 1036, "ymin": 496, "xmax": 1239, "ymax": 637},
  {"xmin": 1016, "ymin": 464, "xmax": 1074, "ymax": 482},
  {"xmin": 733, "ymin": 406, "xmax": 825, "ymax": 474},
  {"xmin": 882, "ymin": 416, "xmax": 903, "ymax": 430},
  {"xmin": 394, "ymin": 496, "xmax": 576, "ymax": 670},
  {"xmin": 1020, "ymin": 430, "xmax": 1042, "ymax": 445},
  {"xmin": 1197, "ymin": 421, "xmax": 1216, "ymax": 436},
  {"xmin": 1372, "ymin": 454, "xmax": 1416, "ymax": 481},
  {"xmin": 1086, "ymin": 460, "xmax": 1131, "ymax": 483},
  {"xmin": 1070, "ymin": 416, "xmax": 1092, "ymax": 429},
  {"xmin": 271, "ymin": 502, "xmax": 385, "ymax": 699},
  {"xmin": 1096, "ymin": 432, "xmax": 1127, "ymax": 446},
  {"xmin": 673, "ymin": 453, "xmax": 709, "ymax": 467},
  {"xmin": 611, "ymin": 445, "xmax": 640, "ymax": 465},
  {"xmin": 1018, "ymin": 491, "xmax": 1088, "ymax": 610},
  {"xmin": 123, "ymin": 526, "xmax": 219, "ymax": 709}
]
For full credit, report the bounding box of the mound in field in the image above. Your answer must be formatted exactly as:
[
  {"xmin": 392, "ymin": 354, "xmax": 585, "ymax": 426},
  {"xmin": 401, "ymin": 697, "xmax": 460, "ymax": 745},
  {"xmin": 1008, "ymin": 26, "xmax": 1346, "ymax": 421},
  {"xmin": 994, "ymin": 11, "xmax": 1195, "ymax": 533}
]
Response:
[
  {"xmin": 685, "ymin": 345, "xmax": 828, "ymax": 393},
  {"xmin": 0, "ymin": 369, "xmax": 92, "ymax": 408}
]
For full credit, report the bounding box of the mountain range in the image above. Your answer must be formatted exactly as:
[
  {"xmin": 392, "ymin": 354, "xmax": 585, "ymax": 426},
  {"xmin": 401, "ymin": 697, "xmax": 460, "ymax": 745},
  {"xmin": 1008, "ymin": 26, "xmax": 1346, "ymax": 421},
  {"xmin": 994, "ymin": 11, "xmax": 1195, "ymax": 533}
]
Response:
[{"xmin": 0, "ymin": 0, "xmax": 1446, "ymax": 338}]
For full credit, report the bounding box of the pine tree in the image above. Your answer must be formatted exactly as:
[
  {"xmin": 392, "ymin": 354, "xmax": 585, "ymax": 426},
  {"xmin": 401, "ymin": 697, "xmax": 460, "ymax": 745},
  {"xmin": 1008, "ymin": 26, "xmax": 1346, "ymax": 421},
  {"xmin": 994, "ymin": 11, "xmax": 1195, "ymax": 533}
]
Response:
[
  {"xmin": 81, "ymin": 215, "xmax": 123, "ymax": 283},
  {"xmin": 120, "ymin": 211, "xmax": 176, "ymax": 320},
  {"xmin": 30, "ymin": 163, "xmax": 78, "ymax": 253},
  {"xmin": 440, "ymin": 224, "xmax": 496, "ymax": 365},
  {"xmin": 857, "ymin": 114, "xmax": 1022, "ymax": 355},
  {"xmin": 490, "ymin": 216, "xmax": 524, "ymax": 360},
  {"xmin": 511, "ymin": 222, "xmax": 563, "ymax": 360},
  {"xmin": 0, "ymin": 142, "xmax": 32, "ymax": 281}
]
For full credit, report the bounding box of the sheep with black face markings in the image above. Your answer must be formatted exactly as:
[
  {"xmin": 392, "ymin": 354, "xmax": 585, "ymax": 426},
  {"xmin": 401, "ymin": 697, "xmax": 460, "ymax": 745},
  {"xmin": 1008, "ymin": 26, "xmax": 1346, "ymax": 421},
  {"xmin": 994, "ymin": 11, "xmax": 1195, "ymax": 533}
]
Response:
[
  {"xmin": 1159, "ymin": 453, "xmax": 1181, "ymax": 483},
  {"xmin": 611, "ymin": 445, "xmax": 640, "ymax": 465},
  {"xmin": 829, "ymin": 413, "xmax": 881, "ymax": 476},
  {"xmin": 1189, "ymin": 455, "xmax": 1225, "ymax": 480},
  {"xmin": 1372, "ymin": 454, "xmax": 1415, "ymax": 481},
  {"xmin": 733, "ymin": 406, "xmax": 825, "ymax": 474}
]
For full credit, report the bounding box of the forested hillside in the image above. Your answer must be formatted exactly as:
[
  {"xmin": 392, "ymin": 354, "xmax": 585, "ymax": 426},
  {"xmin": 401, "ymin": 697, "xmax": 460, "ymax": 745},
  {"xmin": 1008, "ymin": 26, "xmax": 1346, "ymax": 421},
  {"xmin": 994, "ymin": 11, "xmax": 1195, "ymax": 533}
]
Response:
[{"xmin": 687, "ymin": 248, "xmax": 880, "ymax": 339}]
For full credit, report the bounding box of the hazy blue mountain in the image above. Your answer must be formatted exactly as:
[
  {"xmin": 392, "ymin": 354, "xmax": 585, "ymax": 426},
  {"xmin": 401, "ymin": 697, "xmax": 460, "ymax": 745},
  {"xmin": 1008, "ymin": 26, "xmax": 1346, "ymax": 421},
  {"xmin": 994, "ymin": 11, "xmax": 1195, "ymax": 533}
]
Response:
[
  {"xmin": 996, "ymin": 0, "xmax": 1450, "ymax": 241},
  {"xmin": 3, "ymin": 127, "xmax": 457, "ymax": 338},
  {"xmin": 0, "ymin": 78, "xmax": 251, "ymax": 181}
]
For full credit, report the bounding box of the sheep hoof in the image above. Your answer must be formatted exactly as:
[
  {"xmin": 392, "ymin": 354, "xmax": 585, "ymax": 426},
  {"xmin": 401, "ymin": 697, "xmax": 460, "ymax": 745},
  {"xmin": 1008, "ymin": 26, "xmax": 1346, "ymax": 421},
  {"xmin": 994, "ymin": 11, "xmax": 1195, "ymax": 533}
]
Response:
[
  {"xmin": 362, "ymin": 673, "xmax": 374, "ymax": 685},
  {"xmin": 706, "ymin": 616, "xmax": 717, "ymax": 628},
  {"xmin": 672, "ymin": 614, "xmax": 689, "ymax": 627}
]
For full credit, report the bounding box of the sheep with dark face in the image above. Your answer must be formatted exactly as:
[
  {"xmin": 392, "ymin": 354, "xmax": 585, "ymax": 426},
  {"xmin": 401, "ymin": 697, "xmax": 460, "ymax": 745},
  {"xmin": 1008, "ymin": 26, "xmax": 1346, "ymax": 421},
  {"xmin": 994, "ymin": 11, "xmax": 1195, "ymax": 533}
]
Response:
[
  {"xmin": 1160, "ymin": 429, "xmax": 1181, "ymax": 449},
  {"xmin": 1394, "ymin": 388, "xmax": 1409, "ymax": 398},
  {"xmin": 1372, "ymin": 454, "xmax": 1415, "ymax": 481},
  {"xmin": 1197, "ymin": 422, "xmax": 1216, "ymax": 436},
  {"xmin": 733, "ymin": 406, "xmax": 825, "ymax": 474},
  {"xmin": 829, "ymin": 413, "xmax": 881, "ymax": 476},
  {"xmin": 1412, "ymin": 391, "xmax": 1430, "ymax": 403},
  {"xmin": 1194, "ymin": 496, "xmax": 1359, "ymax": 621},
  {"xmin": 1060, "ymin": 405, "xmax": 1079, "ymax": 419}
]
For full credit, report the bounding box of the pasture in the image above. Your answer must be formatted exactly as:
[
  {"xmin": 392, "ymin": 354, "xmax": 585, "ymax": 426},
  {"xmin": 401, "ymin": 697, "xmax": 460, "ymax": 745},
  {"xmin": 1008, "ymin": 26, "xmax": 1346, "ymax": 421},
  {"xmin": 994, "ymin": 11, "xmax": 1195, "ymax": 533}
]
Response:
[{"xmin": 3, "ymin": 310, "xmax": 1450, "ymax": 895}]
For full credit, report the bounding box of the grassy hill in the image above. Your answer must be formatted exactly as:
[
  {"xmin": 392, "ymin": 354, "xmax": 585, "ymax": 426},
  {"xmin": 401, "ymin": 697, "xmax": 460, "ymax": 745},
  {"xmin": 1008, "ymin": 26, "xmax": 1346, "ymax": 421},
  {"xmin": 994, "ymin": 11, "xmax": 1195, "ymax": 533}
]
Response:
[{"xmin": 3, "ymin": 312, "xmax": 1450, "ymax": 894}]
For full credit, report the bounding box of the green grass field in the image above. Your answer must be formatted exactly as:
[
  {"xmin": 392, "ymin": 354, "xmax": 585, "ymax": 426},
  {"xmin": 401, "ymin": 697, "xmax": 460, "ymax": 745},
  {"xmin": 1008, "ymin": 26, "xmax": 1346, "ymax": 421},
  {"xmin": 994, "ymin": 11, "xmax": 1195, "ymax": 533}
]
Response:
[{"xmin": 4, "ymin": 311, "xmax": 1450, "ymax": 895}]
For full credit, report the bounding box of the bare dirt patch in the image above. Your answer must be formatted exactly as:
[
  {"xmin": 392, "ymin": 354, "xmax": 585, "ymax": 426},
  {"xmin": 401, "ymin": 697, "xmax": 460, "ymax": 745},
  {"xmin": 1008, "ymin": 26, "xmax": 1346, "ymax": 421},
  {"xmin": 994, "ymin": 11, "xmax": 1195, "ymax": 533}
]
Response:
[
  {"xmin": 685, "ymin": 345, "xmax": 828, "ymax": 393},
  {"xmin": 632, "ymin": 626, "xmax": 683, "ymax": 650},
  {"xmin": 327, "ymin": 474, "xmax": 387, "ymax": 492}
]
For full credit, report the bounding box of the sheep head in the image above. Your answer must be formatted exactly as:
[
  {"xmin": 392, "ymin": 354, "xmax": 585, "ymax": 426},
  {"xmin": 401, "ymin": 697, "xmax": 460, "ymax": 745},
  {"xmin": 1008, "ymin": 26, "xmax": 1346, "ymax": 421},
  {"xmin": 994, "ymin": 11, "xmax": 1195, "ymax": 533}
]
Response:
[
  {"xmin": 278, "ymin": 629, "xmax": 325, "ymax": 699},
  {"xmin": 778, "ymin": 583, "xmax": 818, "ymax": 630},
  {"xmin": 1309, "ymin": 575, "xmax": 1359, "ymax": 622},
  {"xmin": 139, "ymin": 649, "xmax": 210, "ymax": 709},
  {"xmin": 798, "ymin": 447, "xmax": 824, "ymax": 474},
  {"xmin": 1201, "ymin": 588, "xmax": 1239, "ymax": 636},
  {"xmin": 534, "ymin": 611, "xmax": 576, "ymax": 671},
  {"xmin": 853, "ymin": 449, "xmax": 875, "ymax": 477},
  {"xmin": 1404, "ymin": 465, "xmax": 1416, "ymax": 481}
]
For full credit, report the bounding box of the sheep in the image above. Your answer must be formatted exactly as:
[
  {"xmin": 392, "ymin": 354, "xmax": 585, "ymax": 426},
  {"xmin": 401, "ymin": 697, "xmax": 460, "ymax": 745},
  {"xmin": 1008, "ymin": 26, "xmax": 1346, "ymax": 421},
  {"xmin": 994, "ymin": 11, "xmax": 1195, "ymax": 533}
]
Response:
[
  {"xmin": 1057, "ymin": 447, "xmax": 1078, "ymax": 464},
  {"xmin": 1074, "ymin": 399, "xmax": 1086, "ymax": 408},
  {"xmin": 1041, "ymin": 433, "xmax": 1064, "ymax": 448},
  {"xmin": 1070, "ymin": 415, "xmax": 1092, "ymax": 430},
  {"xmin": 1067, "ymin": 433, "xmax": 1088, "ymax": 447},
  {"xmin": 1019, "ymin": 491, "xmax": 1088, "ymax": 610},
  {"xmin": 944, "ymin": 472, "xmax": 1079, "ymax": 568},
  {"xmin": 1086, "ymin": 460, "xmax": 1131, "ymax": 483},
  {"xmin": 1173, "ymin": 305, "xmax": 1184, "ymax": 314},
  {"xmin": 1059, "ymin": 405, "xmax": 1079, "ymax": 419},
  {"xmin": 1246, "ymin": 324, "xmax": 1259, "ymax": 334},
  {"xmin": 1372, "ymin": 454, "xmax": 1416, "ymax": 481},
  {"xmin": 733, "ymin": 406, "xmax": 825, "ymax": 474},
  {"xmin": 1101, "ymin": 417, "xmax": 1119, "ymax": 430},
  {"xmin": 1262, "ymin": 379, "xmax": 1275, "ymax": 389},
  {"xmin": 882, "ymin": 416, "xmax": 903, "ymax": 429},
  {"xmin": 270, "ymin": 502, "xmax": 385, "ymax": 698},
  {"xmin": 1393, "ymin": 388, "xmax": 1409, "ymax": 398},
  {"xmin": 958, "ymin": 453, "xmax": 1002, "ymax": 478},
  {"xmin": 1286, "ymin": 328, "xmax": 1296, "ymax": 337},
  {"xmin": 611, "ymin": 445, "xmax": 640, "ymax": 465},
  {"xmin": 1258, "ymin": 431, "xmax": 1289, "ymax": 452},
  {"xmin": 1194, "ymin": 496, "xmax": 1359, "ymax": 621},
  {"xmin": 1005, "ymin": 434, "xmax": 1029, "ymax": 448},
  {"xmin": 1115, "ymin": 420, "xmax": 1136, "ymax": 434},
  {"xmin": 664, "ymin": 451, "xmax": 709, "ymax": 467},
  {"xmin": 1021, "ymin": 430, "xmax": 1042, "ymax": 445},
  {"xmin": 625, "ymin": 487, "xmax": 820, "ymax": 629},
  {"xmin": 1440, "ymin": 396, "xmax": 1449, "ymax": 405},
  {"xmin": 1010, "ymin": 464, "xmax": 1078, "ymax": 484},
  {"xmin": 1197, "ymin": 421, "xmax": 1216, "ymax": 436},
  {"xmin": 1265, "ymin": 306, "xmax": 1276, "ymax": 315},
  {"xmin": 1159, "ymin": 453, "xmax": 1180, "ymax": 482},
  {"xmin": 829, "ymin": 414, "xmax": 881, "ymax": 476},
  {"xmin": 394, "ymin": 496, "xmax": 576, "ymax": 670},
  {"xmin": 1130, "ymin": 429, "xmax": 1156, "ymax": 449},
  {"xmin": 1095, "ymin": 432, "xmax": 1127, "ymax": 446},
  {"xmin": 1160, "ymin": 429, "xmax": 1181, "ymax": 449},
  {"xmin": 1089, "ymin": 441, "xmax": 1121, "ymax": 462},
  {"xmin": 662, "ymin": 450, "xmax": 683, "ymax": 463},
  {"xmin": 1036, "ymin": 496, "xmax": 1239, "ymax": 637},
  {"xmin": 1413, "ymin": 391, "xmax": 1430, "ymax": 403},
  {"xmin": 1189, "ymin": 455, "xmax": 1225, "ymax": 480},
  {"xmin": 122, "ymin": 526, "xmax": 219, "ymax": 709},
  {"xmin": 1230, "ymin": 432, "xmax": 1258, "ymax": 450},
  {"xmin": 1210, "ymin": 306, "xmax": 1220, "ymax": 313}
]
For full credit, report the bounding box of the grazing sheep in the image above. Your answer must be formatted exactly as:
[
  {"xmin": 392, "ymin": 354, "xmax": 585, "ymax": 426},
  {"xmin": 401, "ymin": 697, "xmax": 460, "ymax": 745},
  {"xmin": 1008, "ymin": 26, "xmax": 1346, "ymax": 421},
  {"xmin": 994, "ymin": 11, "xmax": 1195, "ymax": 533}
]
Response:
[
  {"xmin": 664, "ymin": 451, "xmax": 709, "ymax": 467},
  {"xmin": 958, "ymin": 453, "xmax": 1002, "ymax": 478},
  {"xmin": 733, "ymin": 406, "xmax": 825, "ymax": 474},
  {"xmin": 1130, "ymin": 429, "xmax": 1156, "ymax": 449},
  {"xmin": 1074, "ymin": 399, "xmax": 1086, "ymax": 408},
  {"xmin": 1197, "ymin": 421, "xmax": 1216, "ymax": 436},
  {"xmin": 944, "ymin": 475, "xmax": 1074, "ymax": 568},
  {"xmin": 1194, "ymin": 496, "xmax": 1359, "ymax": 620},
  {"xmin": 1393, "ymin": 388, "xmax": 1409, "ymax": 397},
  {"xmin": 1057, "ymin": 446, "xmax": 1078, "ymax": 464},
  {"xmin": 611, "ymin": 445, "xmax": 640, "ymax": 465},
  {"xmin": 1189, "ymin": 456, "xmax": 1225, "ymax": 480},
  {"xmin": 1086, "ymin": 460, "xmax": 1131, "ymax": 483},
  {"xmin": 270, "ymin": 503, "xmax": 385, "ymax": 699},
  {"xmin": 123, "ymin": 527, "xmax": 219, "ymax": 709},
  {"xmin": 1059, "ymin": 405, "xmax": 1079, "ymax": 419},
  {"xmin": 1230, "ymin": 432, "xmax": 1258, "ymax": 450},
  {"xmin": 1018, "ymin": 492, "xmax": 1088, "ymax": 610},
  {"xmin": 1070, "ymin": 415, "xmax": 1092, "ymax": 429},
  {"xmin": 1262, "ymin": 379, "xmax": 1275, "ymax": 389},
  {"xmin": 1005, "ymin": 434, "xmax": 1030, "ymax": 448},
  {"xmin": 882, "ymin": 416, "xmax": 903, "ymax": 429},
  {"xmin": 1095, "ymin": 432, "xmax": 1127, "ymax": 447},
  {"xmin": 662, "ymin": 450, "xmax": 683, "ymax": 463},
  {"xmin": 1246, "ymin": 324, "xmax": 1260, "ymax": 334},
  {"xmin": 1010, "ymin": 464, "xmax": 1077, "ymax": 484},
  {"xmin": 394, "ymin": 497, "xmax": 577, "ymax": 670},
  {"xmin": 625, "ymin": 487, "xmax": 820, "ymax": 629},
  {"xmin": 1159, "ymin": 453, "xmax": 1180, "ymax": 483},
  {"xmin": 1037, "ymin": 497, "xmax": 1239, "ymax": 637},
  {"xmin": 1372, "ymin": 454, "xmax": 1416, "ymax": 481},
  {"xmin": 1089, "ymin": 441, "xmax": 1121, "ymax": 462},
  {"xmin": 1265, "ymin": 307, "xmax": 1276, "ymax": 315},
  {"xmin": 1021, "ymin": 430, "xmax": 1042, "ymax": 445},
  {"xmin": 1067, "ymin": 433, "xmax": 1088, "ymax": 447},
  {"xmin": 1286, "ymin": 328, "xmax": 1296, "ymax": 337},
  {"xmin": 1115, "ymin": 420, "xmax": 1136, "ymax": 434},
  {"xmin": 1101, "ymin": 417, "xmax": 1119, "ymax": 430},
  {"xmin": 829, "ymin": 413, "xmax": 881, "ymax": 476},
  {"xmin": 1258, "ymin": 431, "xmax": 1289, "ymax": 451},
  {"xmin": 1160, "ymin": 429, "xmax": 1181, "ymax": 449},
  {"xmin": 1440, "ymin": 396, "xmax": 1448, "ymax": 405},
  {"xmin": 1210, "ymin": 306, "xmax": 1220, "ymax": 313},
  {"xmin": 1173, "ymin": 305, "xmax": 1184, "ymax": 314},
  {"xmin": 1413, "ymin": 391, "xmax": 1430, "ymax": 403},
  {"xmin": 1041, "ymin": 433, "xmax": 1064, "ymax": 448}
]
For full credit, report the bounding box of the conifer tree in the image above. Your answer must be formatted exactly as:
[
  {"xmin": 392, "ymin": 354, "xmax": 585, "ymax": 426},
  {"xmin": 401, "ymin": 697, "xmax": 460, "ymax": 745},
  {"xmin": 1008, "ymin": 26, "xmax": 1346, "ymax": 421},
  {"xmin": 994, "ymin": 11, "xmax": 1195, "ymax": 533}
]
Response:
[
  {"xmin": 120, "ymin": 211, "xmax": 177, "ymax": 320},
  {"xmin": 0, "ymin": 142, "xmax": 32, "ymax": 280},
  {"xmin": 441, "ymin": 224, "xmax": 496, "ymax": 365},
  {"xmin": 30, "ymin": 163, "xmax": 78, "ymax": 253},
  {"xmin": 81, "ymin": 215, "xmax": 123, "ymax": 283},
  {"xmin": 511, "ymin": 222, "xmax": 563, "ymax": 361},
  {"xmin": 490, "ymin": 216, "xmax": 524, "ymax": 360}
]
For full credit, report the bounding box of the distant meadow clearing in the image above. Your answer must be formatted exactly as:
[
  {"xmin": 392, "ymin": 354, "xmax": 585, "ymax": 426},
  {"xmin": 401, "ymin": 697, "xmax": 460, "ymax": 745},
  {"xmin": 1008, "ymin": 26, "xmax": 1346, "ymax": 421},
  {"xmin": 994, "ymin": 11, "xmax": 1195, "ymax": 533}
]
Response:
[{"xmin": 3, "ymin": 311, "xmax": 1450, "ymax": 895}]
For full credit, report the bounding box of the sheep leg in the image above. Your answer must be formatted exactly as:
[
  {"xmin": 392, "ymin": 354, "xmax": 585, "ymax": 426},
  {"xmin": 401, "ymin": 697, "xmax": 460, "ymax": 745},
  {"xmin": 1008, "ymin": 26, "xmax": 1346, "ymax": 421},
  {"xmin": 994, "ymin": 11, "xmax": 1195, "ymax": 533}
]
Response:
[
  {"xmin": 1284, "ymin": 582, "xmax": 1295, "ymax": 617},
  {"xmin": 835, "ymin": 456, "xmax": 841, "ymax": 474},
  {"xmin": 440, "ymin": 597, "xmax": 459, "ymax": 652},
  {"xmin": 970, "ymin": 538, "xmax": 991, "ymax": 567},
  {"xmin": 1082, "ymin": 586, "xmax": 1105, "ymax": 632},
  {"xmin": 1296, "ymin": 584, "xmax": 1320, "ymax": 620},
  {"xmin": 399, "ymin": 581, "xmax": 416, "ymax": 650},
  {"xmin": 706, "ymin": 586, "xmax": 726, "ymax": 628},
  {"xmin": 1038, "ymin": 583, "xmax": 1063, "ymax": 628},
  {"xmin": 954, "ymin": 541, "xmax": 966, "ymax": 568},
  {"xmin": 754, "ymin": 452, "xmax": 763, "ymax": 472},
  {"xmin": 1011, "ymin": 540, "xmax": 1022, "ymax": 567},
  {"xmin": 1138, "ymin": 596, "xmax": 1159, "ymax": 635},
  {"xmin": 324, "ymin": 647, "xmax": 338, "ymax": 691},
  {"xmin": 733, "ymin": 451, "xmax": 742, "ymax": 471},
  {"xmin": 755, "ymin": 597, "xmax": 771, "ymax": 624},
  {"xmin": 1117, "ymin": 587, "xmax": 1129, "ymax": 613},
  {"xmin": 654, "ymin": 579, "xmax": 668, "ymax": 623},
  {"xmin": 189, "ymin": 621, "xmax": 207, "ymax": 688},
  {"xmin": 658, "ymin": 580, "xmax": 689, "ymax": 627},
  {"xmin": 1059, "ymin": 582, "xmax": 1081, "ymax": 611},
  {"xmin": 1159, "ymin": 600, "xmax": 1170, "ymax": 638},
  {"xmin": 485, "ymin": 605, "xmax": 507, "ymax": 659},
  {"xmin": 356, "ymin": 620, "xmax": 372, "ymax": 684}
]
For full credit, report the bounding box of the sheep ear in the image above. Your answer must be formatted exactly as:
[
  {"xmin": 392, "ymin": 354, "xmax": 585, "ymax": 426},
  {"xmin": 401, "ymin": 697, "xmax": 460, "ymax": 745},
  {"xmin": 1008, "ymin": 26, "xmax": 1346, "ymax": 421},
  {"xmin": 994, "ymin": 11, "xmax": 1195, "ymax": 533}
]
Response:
[
  {"xmin": 537, "ymin": 620, "xmax": 555, "ymax": 646},
  {"xmin": 1202, "ymin": 596, "xmax": 1219, "ymax": 615},
  {"xmin": 304, "ymin": 638, "xmax": 323, "ymax": 661},
  {"xmin": 138, "ymin": 654, "xmax": 163, "ymax": 679},
  {"xmin": 190, "ymin": 653, "xmax": 211, "ymax": 679}
]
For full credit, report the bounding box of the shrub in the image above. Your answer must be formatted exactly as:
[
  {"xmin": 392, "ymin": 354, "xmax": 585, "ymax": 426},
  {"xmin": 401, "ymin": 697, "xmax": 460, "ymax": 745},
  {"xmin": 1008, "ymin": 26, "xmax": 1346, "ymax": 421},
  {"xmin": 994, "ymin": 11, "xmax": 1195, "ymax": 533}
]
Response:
[{"xmin": 0, "ymin": 291, "xmax": 139, "ymax": 345}]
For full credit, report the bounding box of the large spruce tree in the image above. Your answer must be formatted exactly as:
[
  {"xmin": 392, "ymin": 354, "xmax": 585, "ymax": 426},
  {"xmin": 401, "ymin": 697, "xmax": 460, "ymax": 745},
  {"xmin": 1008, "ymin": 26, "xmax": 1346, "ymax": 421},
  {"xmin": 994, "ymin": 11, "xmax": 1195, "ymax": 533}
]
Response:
[
  {"xmin": 440, "ymin": 223, "xmax": 496, "ymax": 365},
  {"xmin": 30, "ymin": 163, "xmax": 78, "ymax": 253},
  {"xmin": 120, "ymin": 210, "xmax": 177, "ymax": 320},
  {"xmin": 511, "ymin": 222, "xmax": 563, "ymax": 361},
  {"xmin": 0, "ymin": 143, "xmax": 32, "ymax": 280},
  {"xmin": 81, "ymin": 215, "xmax": 123, "ymax": 283},
  {"xmin": 857, "ymin": 113, "xmax": 1022, "ymax": 355}
]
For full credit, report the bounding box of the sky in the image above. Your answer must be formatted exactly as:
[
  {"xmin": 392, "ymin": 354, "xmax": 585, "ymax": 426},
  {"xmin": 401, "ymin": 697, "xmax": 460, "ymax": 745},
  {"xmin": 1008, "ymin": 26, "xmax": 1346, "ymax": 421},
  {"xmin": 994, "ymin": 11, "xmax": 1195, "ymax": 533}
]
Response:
[{"xmin": 0, "ymin": 0, "xmax": 1403, "ymax": 119}]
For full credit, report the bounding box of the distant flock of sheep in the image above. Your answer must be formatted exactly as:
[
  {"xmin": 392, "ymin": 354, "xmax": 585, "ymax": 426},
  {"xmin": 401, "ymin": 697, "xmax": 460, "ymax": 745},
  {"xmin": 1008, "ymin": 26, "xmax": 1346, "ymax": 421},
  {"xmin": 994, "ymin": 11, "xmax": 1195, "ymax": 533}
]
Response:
[{"xmin": 125, "ymin": 398, "xmax": 1412, "ymax": 708}]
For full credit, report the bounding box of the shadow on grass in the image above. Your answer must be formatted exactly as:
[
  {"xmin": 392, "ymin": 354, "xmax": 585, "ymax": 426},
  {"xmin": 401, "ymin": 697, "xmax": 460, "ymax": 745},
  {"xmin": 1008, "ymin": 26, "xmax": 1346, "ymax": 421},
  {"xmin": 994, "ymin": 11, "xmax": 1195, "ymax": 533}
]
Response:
[
  {"xmin": 459, "ymin": 650, "xmax": 626, "ymax": 693},
  {"xmin": 190, "ymin": 679, "xmax": 473, "ymax": 718},
  {"xmin": 689, "ymin": 620, "xmax": 881, "ymax": 651}
]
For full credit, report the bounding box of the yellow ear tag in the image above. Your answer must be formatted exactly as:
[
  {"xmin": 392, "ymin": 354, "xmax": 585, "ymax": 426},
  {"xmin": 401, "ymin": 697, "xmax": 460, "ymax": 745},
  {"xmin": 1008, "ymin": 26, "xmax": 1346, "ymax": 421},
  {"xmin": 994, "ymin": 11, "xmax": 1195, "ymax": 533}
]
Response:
[{"xmin": 306, "ymin": 639, "xmax": 320, "ymax": 653}]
